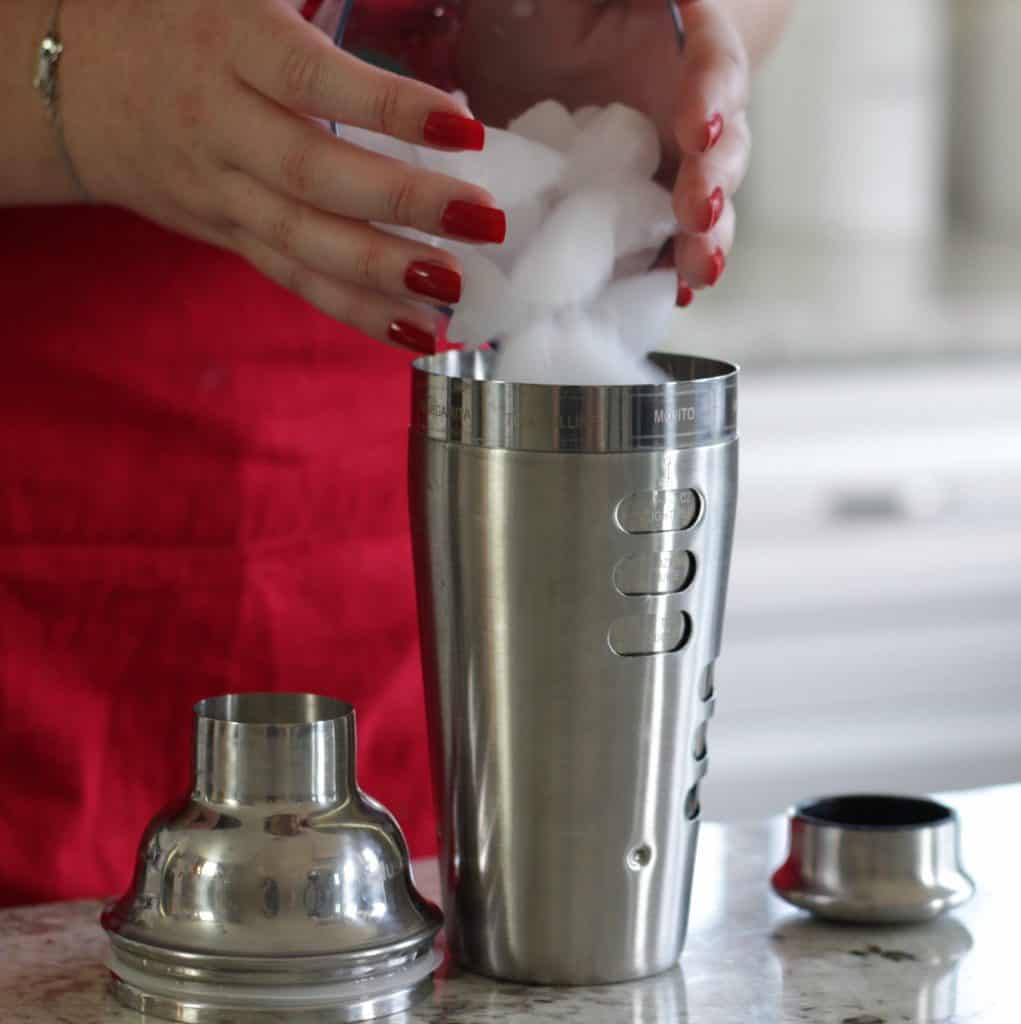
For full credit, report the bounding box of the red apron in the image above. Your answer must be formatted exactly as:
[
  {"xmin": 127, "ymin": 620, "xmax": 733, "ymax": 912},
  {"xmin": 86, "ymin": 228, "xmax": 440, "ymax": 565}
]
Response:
[{"xmin": 0, "ymin": 198, "xmax": 436, "ymax": 907}]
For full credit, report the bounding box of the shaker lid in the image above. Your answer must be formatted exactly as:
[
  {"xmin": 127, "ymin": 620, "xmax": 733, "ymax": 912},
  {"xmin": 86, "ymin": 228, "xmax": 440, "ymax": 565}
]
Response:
[{"xmin": 102, "ymin": 692, "xmax": 443, "ymax": 1021}]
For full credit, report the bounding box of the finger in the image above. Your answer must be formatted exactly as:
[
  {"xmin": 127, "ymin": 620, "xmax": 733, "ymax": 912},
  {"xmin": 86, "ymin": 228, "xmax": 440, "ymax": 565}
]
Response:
[
  {"xmin": 220, "ymin": 91, "xmax": 506, "ymax": 243},
  {"xmin": 673, "ymin": 0, "xmax": 750, "ymax": 156},
  {"xmin": 223, "ymin": 172, "xmax": 464, "ymax": 305},
  {"xmin": 674, "ymin": 196, "xmax": 736, "ymax": 288},
  {"xmin": 233, "ymin": 4, "xmax": 484, "ymax": 149},
  {"xmin": 672, "ymin": 111, "xmax": 750, "ymax": 233},
  {"xmin": 236, "ymin": 230, "xmax": 444, "ymax": 354}
]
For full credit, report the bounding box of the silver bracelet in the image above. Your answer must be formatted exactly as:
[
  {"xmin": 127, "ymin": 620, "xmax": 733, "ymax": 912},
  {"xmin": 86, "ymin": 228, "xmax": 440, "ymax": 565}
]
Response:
[{"xmin": 33, "ymin": 0, "xmax": 91, "ymax": 201}]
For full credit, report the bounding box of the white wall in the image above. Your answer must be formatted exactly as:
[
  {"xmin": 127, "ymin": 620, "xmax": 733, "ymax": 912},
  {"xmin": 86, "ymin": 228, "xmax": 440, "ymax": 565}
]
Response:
[{"xmin": 700, "ymin": 359, "xmax": 1021, "ymax": 820}]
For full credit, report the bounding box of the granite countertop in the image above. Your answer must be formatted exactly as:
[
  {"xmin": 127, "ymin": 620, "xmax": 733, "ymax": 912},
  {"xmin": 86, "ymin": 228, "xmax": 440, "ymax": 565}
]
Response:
[{"xmin": 2, "ymin": 785, "xmax": 1015, "ymax": 1023}]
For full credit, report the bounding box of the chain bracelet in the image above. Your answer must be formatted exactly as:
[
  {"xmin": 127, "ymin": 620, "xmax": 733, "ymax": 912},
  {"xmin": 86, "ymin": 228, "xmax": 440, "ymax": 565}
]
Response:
[{"xmin": 33, "ymin": 0, "xmax": 92, "ymax": 202}]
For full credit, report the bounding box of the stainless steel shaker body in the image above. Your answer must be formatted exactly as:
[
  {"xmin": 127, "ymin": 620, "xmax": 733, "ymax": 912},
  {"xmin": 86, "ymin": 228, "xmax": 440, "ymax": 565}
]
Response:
[{"xmin": 409, "ymin": 351, "xmax": 738, "ymax": 985}]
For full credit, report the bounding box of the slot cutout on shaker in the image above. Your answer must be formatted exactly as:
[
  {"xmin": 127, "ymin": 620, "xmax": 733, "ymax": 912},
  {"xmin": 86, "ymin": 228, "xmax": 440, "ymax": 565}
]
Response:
[
  {"xmin": 693, "ymin": 723, "xmax": 708, "ymax": 762},
  {"xmin": 614, "ymin": 550, "xmax": 695, "ymax": 596},
  {"xmin": 608, "ymin": 611, "xmax": 692, "ymax": 657},
  {"xmin": 617, "ymin": 489, "xmax": 702, "ymax": 534},
  {"xmin": 684, "ymin": 785, "xmax": 701, "ymax": 821},
  {"xmin": 699, "ymin": 664, "xmax": 715, "ymax": 701}
]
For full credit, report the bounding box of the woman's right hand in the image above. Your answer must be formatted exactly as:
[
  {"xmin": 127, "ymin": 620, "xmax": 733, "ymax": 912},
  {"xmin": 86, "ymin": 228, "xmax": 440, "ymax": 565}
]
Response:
[{"xmin": 60, "ymin": 0, "xmax": 505, "ymax": 353}]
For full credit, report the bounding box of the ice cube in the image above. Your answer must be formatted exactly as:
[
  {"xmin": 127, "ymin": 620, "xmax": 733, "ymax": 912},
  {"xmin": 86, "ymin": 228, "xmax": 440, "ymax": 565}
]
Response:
[
  {"xmin": 508, "ymin": 100, "xmax": 578, "ymax": 153},
  {"xmin": 547, "ymin": 310, "xmax": 669, "ymax": 385},
  {"xmin": 445, "ymin": 248, "xmax": 514, "ymax": 349},
  {"xmin": 492, "ymin": 317, "xmax": 560, "ymax": 383},
  {"xmin": 449, "ymin": 90, "xmax": 473, "ymax": 116},
  {"xmin": 335, "ymin": 123, "xmax": 421, "ymax": 169},
  {"xmin": 508, "ymin": 191, "xmax": 616, "ymax": 318},
  {"xmin": 418, "ymin": 127, "xmax": 565, "ymax": 208},
  {"xmin": 572, "ymin": 106, "xmax": 600, "ymax": 131},
  {"xmin": 487, "ymin": 195, "xmax": 549, "ymax": 274},
  {"xmin": 613, "ymin": 178, "xmax": 676, "ymax": 257},
  {"xmin": 376, "ymin": 223, "xmax": 443, "ymax": 249},
  {"xmin": 612, "ymin": 249, "xmax": 662, "ymax": 279},
  {"xmin": 592, "ymin": 271, "xmax": 677, "ymax": 355},
  {"xmin": 493, "ymin": 310, "xmax": 666, "ymax": 386},
  {"xmin": 561, "ymin": 104, "xmax": 661, "ymax": 190}
]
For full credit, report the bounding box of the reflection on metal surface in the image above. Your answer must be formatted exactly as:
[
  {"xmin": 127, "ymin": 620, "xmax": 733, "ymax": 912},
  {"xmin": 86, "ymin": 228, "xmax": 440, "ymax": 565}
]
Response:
[
  {"xmin": 772, "ymin": 916, "xmax": 974, "ymax": 1024},
  {"xmin": 472, "ymin": 964, "xmax": 688, "ymax": 1023}
]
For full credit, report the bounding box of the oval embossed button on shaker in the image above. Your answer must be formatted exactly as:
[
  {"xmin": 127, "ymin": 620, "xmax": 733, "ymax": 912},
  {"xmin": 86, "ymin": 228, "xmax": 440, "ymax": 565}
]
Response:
[
  {"xmin": 609, "ymin": 611, "xmax": 692, "ymax": 656},
  {"xmin": 771, "ymin": 794, "xmax": 975, "ymax": 925},
  {"xmin": 614, "ymin": 550, "xmax": 695, "ymax": 596},
  {"xmin": 617, "ymin": 489, "xmax": 702, "ymax": 534}
]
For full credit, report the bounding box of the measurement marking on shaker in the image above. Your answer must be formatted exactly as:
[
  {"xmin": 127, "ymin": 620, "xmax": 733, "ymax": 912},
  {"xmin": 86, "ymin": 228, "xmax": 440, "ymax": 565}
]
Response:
[
  {"xmin": 653, "ymin": 406, "xmax": 696, "ymax": 425},
  {"xmin": 617, "ymin": 489, "xmax": 702, "ymax": 534}
]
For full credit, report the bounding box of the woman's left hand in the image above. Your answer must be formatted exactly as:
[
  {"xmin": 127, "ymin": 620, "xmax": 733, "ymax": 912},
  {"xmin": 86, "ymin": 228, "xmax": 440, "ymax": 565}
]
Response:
[{"xmin": 455, "ymin": 0, "xmax": 751, "ymax": 303}]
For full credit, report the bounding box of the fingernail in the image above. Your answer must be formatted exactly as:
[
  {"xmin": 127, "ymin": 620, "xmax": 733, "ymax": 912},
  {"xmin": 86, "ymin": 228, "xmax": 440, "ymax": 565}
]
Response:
[
  {"xmin": 441, "ymin": 201, "xmax": 507, "ymax": 244},
  {"xmin": 702, "ymin": 187, "xmax": 724, "ymax": 233},
  {"xmin": 388, "ymin": 319, "xmax": 437, "ymax": 355},
  {"xmin": 405, "ymin": 261, "xmax": 462, "ymax": 304},
  {"xmin": 424, "ymin": 111, "xmax": 485, "ymax": 151},
  {"xmin": 676, "ymin": 283, "xmax": 695, "ymax": 308},
  {"xmin": 702, "ymin": 113, "xmax": 724, "ymax": 152},
  {"xmin": 706, "ymin": 247, "xmax": 726, "ymax": 287}
]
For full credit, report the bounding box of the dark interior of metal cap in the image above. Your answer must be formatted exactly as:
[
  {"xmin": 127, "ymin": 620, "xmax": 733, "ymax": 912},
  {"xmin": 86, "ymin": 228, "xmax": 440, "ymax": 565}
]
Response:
[
  {"xmin": 772, "ymin": 792, "xmax": 974, "ymax": 925},
  {"xmin": 798, "ymin": 794, "xmax": 954, "ymax": 830}
]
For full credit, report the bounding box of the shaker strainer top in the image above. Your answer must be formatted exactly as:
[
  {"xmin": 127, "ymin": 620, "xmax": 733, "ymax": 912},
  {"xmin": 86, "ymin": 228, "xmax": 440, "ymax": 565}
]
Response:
[
  {"xmin": 102, "ymin": 693, "xmax": 442, "ymax": 1022},
  {"xmin": 412, "ymin": 350, "xmax": 738, "ymax": 453}
]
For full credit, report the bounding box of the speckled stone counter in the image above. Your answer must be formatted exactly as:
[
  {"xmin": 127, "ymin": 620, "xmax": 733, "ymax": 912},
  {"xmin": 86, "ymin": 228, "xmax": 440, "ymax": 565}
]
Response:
[{"xmin": 2, "ymin": 786, "xmax": 1015, "ymax": 1023}]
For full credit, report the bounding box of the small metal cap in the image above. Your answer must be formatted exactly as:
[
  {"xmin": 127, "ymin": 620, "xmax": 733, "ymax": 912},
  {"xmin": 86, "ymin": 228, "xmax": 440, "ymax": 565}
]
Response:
[{"xmin": 771, "ymin": 794, "xmax": 975, "ymax": 925}]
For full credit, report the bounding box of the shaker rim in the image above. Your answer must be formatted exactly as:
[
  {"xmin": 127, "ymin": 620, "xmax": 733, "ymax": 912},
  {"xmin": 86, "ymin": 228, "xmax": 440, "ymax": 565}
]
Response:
[
  {"xmin": 412, "ymin": 350, "xmax": 739, "ymax": 390},
  {"xmin": 193, "ymin": 692, "xmax": 353, "ymax": 726},
  {"xmin": 411, "ymin": 350, "xmax": 739, "ymax": 453},
  {"xmin": 792, "ymin": 793, "xmax": 956, "ymax": 832}
]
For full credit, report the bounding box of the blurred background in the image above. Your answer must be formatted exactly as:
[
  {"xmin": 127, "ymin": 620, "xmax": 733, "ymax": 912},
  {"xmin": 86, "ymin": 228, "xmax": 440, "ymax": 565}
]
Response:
[{"xmin": 668, "ymin": 1, "xmax": 1021, "ymax": 819}]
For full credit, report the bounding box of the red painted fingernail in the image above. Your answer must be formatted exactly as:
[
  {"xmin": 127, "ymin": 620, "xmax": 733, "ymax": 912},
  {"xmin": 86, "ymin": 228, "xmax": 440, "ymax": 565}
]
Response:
[
  {"xmin": 424, "ymin": 111, "xmax": 485, "ymax": 151},
  {"xmin": 441, "ymin": 201, "xmax": 507, "ymax": 244},
  {"xmin": 405, "ymin": 261, "xmax": 462, "ymax": 304},
  {"xmin": 702, "ymin": 113, "xmax": 724, "ymax": 152},
  {"xmin": 706, "ymin": 247, "xmax": 726, "ymax": 287},
  {"xmin": 702, "ymin": 187, "xmax": 724, "ymax": 233},
  {"xmin": 676, "ymin": 283, "xmax": 695, "ymax": 308},
  {"xmin": 388, "ymin": 319, "xmax": 437, "ymax": 355}
]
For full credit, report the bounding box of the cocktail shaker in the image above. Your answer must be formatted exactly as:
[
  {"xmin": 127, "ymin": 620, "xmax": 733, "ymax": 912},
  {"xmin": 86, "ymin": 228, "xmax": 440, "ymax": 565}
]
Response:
[{"xmin": 409, "ymin": 350, "xmax": 738, "ymax": 984}]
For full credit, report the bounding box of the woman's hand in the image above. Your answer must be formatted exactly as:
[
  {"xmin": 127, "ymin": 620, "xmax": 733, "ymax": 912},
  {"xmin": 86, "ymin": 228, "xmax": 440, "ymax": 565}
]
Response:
[
  {"xmin": 660, "ymin": 0, "xmax": 751, "ymax": 305},
  {"xmin": 59, "ymin": 0, "xmax": 507, "ymax": 352},
  {"xmin": 456, "ymin": 0, "xmax": 752, "ymax": 304}
]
